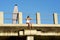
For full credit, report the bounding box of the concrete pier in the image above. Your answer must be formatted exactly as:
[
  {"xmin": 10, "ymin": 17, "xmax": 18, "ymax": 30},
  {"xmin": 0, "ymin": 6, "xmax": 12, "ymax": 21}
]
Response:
[
  {"xmin": 27, "ymin": 36, "xmax": 34, "ymax": 40},
  {"xmin": 0, "ymin": 4, "xmax": 60, "ymax": 40}
]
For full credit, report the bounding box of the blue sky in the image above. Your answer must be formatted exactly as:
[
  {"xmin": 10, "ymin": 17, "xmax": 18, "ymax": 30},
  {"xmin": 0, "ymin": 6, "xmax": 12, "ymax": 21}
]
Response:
[{"xmin": 0, "ymin": 0, "xmax": 60, "ymax": 24}]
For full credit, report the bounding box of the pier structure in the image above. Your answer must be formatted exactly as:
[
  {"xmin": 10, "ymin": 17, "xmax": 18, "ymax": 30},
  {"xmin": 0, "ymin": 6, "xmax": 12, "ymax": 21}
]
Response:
[{"xmin": 0, "ymin": 4, "xmax": 60, "ymax": 40}]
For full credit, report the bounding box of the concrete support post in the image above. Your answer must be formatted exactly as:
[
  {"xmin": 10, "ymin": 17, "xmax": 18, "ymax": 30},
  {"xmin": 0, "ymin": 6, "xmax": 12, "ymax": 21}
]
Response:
[
  {"xmin": 19, "ymin": 31, "xmax": 23, "ymax": 35},
  {"xmin": 18, "ymin": 12, "xmax": 22, "ymax": 24},
  {"xmin": 53, "ymin": 13, "xmax": 58, "ymax": 24},
  {"xmin": 36, "ymin": 12, "xmax": 41, "ymax": 24},
  {"xmin": 12, "ymin": 4, "xmax": 18, "ymax": 24},
  {"xmin": 0, "ymin": 12, "xmax": 3, "ymax": 24},
  {"xmin": 27, "ymin": 36, "xmax": 34, "ymax": 40},
  {"xmin": 12, "ymin": 13, "xmax": 18, "ymax": 24}
]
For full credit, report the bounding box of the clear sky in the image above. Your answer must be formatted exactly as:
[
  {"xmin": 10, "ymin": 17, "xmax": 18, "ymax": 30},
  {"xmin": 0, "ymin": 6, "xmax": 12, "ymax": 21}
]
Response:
[{"xmin": 0, "ymin": 0, "xmax": 60, "ymax": 24}]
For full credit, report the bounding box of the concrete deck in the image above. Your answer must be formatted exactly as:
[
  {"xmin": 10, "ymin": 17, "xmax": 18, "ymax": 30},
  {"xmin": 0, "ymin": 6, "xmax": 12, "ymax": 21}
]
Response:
[{"xmin": 0, "ymin": 24, "xmax": 60, "ymax": 27}]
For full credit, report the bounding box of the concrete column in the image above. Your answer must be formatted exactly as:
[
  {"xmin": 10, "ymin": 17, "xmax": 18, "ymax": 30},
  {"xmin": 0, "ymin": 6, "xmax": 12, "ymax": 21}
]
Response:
[
  {"xmin": 12, "ymin": 20, "xmax": 16, "ymax": 24},
  {"xmin": 0, "ymin": 12, "xmax": 3, "ymax": 24},
  {"xmin": 19, "ymin": 31, "xmax": 23, "ymax": 35},
  {"xmin": 18, "ymin": 12, "xmax": 22, "ymax": 24},
  {"xmin": 12, "ymin": 4, "xmax": 19, "ymax": 24},
  {"xmin": 36, "ymin": 12, "xmax": 41, "ymax": 24},
  {"xmin": 12, "ymin": 13, "xmax": 18, "ymax": 24},
  {"xmin": 53, "ymin": 13, "xmax": 58, "ymax": 24},
  {"xmin": 27, "ymin": 36, "xmax": 34, "ymax": 40}
]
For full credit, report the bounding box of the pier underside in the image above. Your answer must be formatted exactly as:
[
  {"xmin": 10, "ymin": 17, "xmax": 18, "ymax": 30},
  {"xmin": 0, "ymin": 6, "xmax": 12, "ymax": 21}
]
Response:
[{"xmin": 0, "ymin": 36, "xmax": 60, "ymax": 40}]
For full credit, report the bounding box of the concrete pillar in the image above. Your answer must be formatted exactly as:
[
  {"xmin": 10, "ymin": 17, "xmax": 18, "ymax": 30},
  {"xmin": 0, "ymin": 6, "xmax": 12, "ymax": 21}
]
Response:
[
  {"xmin": 12, "ymin": 13, "xmax": 19, "ymax": 24},
  {"xmin": 27, "ymin": 36, "xmax": 34, "ymax": 40},
  {"xmin": 12, "ymin": 20, "xmax": 16, "ymax": 24},
  {"xmin": 12, "ymin": 4, "xmax": 19, "ymax": 24},
  {"xmin": 53, "ymin": 13, "xmax": 58, "ymax": 24},
  {"xmin": 0, "ymin": 12, "xmax": 3, "ymax": 24},
  {"xmin": 36, "ymin": 12, "xmax": 41, "ymax": 24},
  {"xmin": 18, "ymin": 12, "xmax": 22, "ymax": 24},
  {"xmin": 19, "ymin": 31, "xmax": 23, "ymax": 35}
]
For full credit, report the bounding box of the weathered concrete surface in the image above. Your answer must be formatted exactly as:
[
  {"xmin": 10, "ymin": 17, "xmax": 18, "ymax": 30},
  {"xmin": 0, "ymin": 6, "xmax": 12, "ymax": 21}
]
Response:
[
  {"xmin": 0, "ymin": 12, "xmax": 3, "ymax": 24},
  {"xmin": 27, "ymin": 36, "xmax": 34, "ymax": 40},
  {"xmin": 24, "ymin": 30, "xmax": 37, "ymax": 35},
  {"xmin": 0, "ymin": 24, "xmax": 60, "ymax": 33},
  {"xmin": 18, "ymin": 12, "xmax": 22, "ymax": 24},
  {"xmin": 53, "ymin": 13, "xmax": 58, "ymax": 24}
]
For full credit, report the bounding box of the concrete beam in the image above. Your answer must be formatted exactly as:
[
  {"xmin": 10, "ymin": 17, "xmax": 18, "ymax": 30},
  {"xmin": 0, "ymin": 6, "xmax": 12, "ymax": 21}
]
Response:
[
  {"xmin": 19, "ymin": 31, "xmax": 60, "ymax": 36},
  {"xmin": 18, "ymin": 12, "xmax": 22, "ymax": 24},
  {"xmin": 36, "ymin": 12, "xmax": 41, "ymax": 24},
  {"xmin": 0, "ymin": 12, "xmax": 3, "ymax": 24},
  {"xmin": 27, "ymin": 36, "xmax": 34, "ymax": 40},
  {"xmin": 37, "ymin": 31, "xmax": 60, "ymax": 36},
  {"xmin": 24, "ymin": 30, "xmax": 37, "ymax": 35},
  {"xmin": 0, "ymin": 32, "xmax": 18, "ymax": 36},
  {"xmin": 53, "ymin": 13, "xmax": 58, "ymax": 24},
  {"xmin": 0, "ymin": 31, "xmax": 60, "ymax": 36}
]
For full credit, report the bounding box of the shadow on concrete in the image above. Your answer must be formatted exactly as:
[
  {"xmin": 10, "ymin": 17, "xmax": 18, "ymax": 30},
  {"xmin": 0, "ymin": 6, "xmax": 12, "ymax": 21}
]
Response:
[
  {"xmin": 0, "ymin": 36, "xmax": 26, "ymax": 40},
  {"xmin": 34, "ymin": 36, "xmax": 60, "ymax": 40}
]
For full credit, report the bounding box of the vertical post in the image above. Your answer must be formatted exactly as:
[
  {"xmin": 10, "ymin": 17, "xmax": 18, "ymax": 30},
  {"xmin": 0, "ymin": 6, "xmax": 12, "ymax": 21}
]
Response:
[
  {"xmin": 27, "ymin": 36, "xmax": 34, "ymax": 40},
  {"xmin": 12, "ymin": 13, "xmax": 17, "ymax": 24},
  {"xmin": 36, "ymin": 12, "xmax": 41, "ymax": 24},
  {"xmin": 12, "ymin": 4, "xmax": 19, "ymax": 24},
  {"xmin": 53, "ymin": 13, "xmax": 58, "ymax": 24},
  {"xmin": 18, "ymin": 12, "xmax": 22, "ymax": 24},
  {"xmin": 0, "ymin": 12, "xmax": 3, "ymax": 24}
]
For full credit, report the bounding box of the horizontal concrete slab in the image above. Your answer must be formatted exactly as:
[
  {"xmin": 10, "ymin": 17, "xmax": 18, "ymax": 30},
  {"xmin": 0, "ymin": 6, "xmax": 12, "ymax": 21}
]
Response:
[
  {"xmin": 0, "ymin": 32, "xmax": 18, "ymax": 36},
  {"xmin": 19, "ymin": 31, "xmax": 23, "ymax": 35},
  {"xmin": 0, "ymin": 24, "xmax": 60, "ymax": 27},
  {"xmin": 0, "ymin": 31, "xmax": 60, "ymax": 36},
  {"xmin": 24, "ymin": 30, "xmax": 37, "ymax": 35},
  {"xmin": 37, "ymin": 31, "xmax": 60, "ymax": 36}
]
